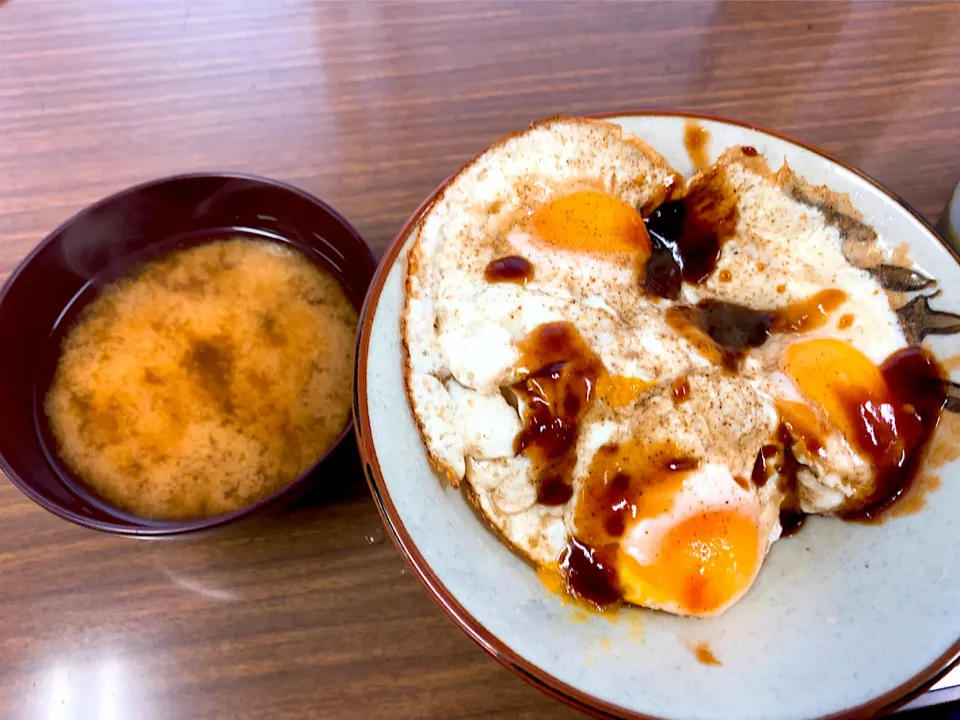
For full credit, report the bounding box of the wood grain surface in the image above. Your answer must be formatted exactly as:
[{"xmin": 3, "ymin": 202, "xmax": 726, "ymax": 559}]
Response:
[{"xmin": 1, "ymin": 1, "xmax": 959, "ymax": 718}]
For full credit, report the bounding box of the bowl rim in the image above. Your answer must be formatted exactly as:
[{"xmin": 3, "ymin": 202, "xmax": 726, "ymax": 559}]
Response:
[
  {"xmin": 353, "ymin": 110, "xmax": 960, "ymax": 719},
  {"xmin": 0, "ymin": 171, "xmax": 375, "ymax": 537}
]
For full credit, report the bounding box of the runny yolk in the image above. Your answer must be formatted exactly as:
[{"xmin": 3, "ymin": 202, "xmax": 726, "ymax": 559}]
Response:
[
  {"xmin": 532, "ymin": 190, "xmax": 651, "ymax": 258},
  {"xmin": 782, "ymin": 338, "xmax": 889, "ymax": 454},
  {"xmin": 776, "ymin": 399, "xmax": 828, "ymax": 458},
  {"xmin": 783, "ymin": 338, "xmax": 948, "ymax": 518},
  {"xmin": 566, "ymin": 436, "xmax": 761, "ymax": 615},
  {"xmin": 619, "ymin": 509, "xmax": 760, "ymax": 616}
]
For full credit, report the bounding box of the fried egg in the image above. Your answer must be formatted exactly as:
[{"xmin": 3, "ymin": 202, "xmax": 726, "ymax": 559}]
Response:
[
  {"xmin": 405, "ymin": 117, "xmax": 684, "ymax": 482},
  {"xmin": 403, "ymin": 117, "xmax": 948, "ymax": 618},
  {"xmin": 684, "ymin": 148, "xmax": 925, "ymax": 516},
  {"xmin": 563, "ymin": 372, "xmax": 780, "ymax": 617}
]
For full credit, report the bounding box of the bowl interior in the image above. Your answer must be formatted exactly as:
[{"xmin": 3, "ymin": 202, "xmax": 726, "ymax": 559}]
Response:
[
  {"xmin": 0, "ymin": 174, "xmax": 375, "ymax": 535},
  {"xmin": 357, "ymin": 114, "xmax": 960, "ymax": 720}
]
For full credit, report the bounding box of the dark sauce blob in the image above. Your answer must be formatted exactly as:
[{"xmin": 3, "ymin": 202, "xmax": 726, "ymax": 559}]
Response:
[
  {"xmin": 666, "ymin": 291, "xmax": 847, "ymax": 372},
  {"xmin": 775, "ymin": 424, "xmax": 801, "ymax": 494},
  {"xmin": 602, "ymin": 472, "xmax": 631, "ymax": 537},
  {"xmin": 778, "ymin": 510, "xmax": 806, "ymax": 537},
  {"xmin": 641, "ymin": 202, "xmax": 685, "ymax": 300},
  {"xmin": 484, "ymin": 255, "xmax": 534, "ymax": 284},
  {"xmin": 765, "ymin": 426, "xmax": 807, "ymax": 534},
  {"xmin": 666, "ymin": 303, "xmax": 770, "ymax": 372},
  {"xmin": 560, "ymin": 539, "xmax": 622, "ymax": 610},
  {"xmin": 690, "ymin": 300, "xmax": 773, "ymax": 354},
  {"xmin": 538, "ymin": 474, "xmax": 574, "ymax": 506},
  {"xmin": 641, "ymin": 167, "xmax": 739, "ymax": 298},
  {"xmin": 750, "ymin": 445, "xmax": 778, "ymax": 487},
  {"xmin": 840, "ymin": 346, "xmax": 947, "ymax": 520},
  {"xmin": 512, "ymin": 322, "xmax": 602, "ymax": 507},
  {"xmin": 742, "ymin": 146, "xmax": 759, "ymax": 157}
]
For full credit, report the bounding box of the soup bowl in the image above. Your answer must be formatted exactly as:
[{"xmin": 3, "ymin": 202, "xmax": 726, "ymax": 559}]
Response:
[{"xmin": 0, "ymin": 173, "xmax": 375, "ymax": 537}]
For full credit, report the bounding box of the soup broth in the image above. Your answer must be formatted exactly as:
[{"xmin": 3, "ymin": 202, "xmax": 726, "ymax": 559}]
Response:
[{"xmin": 44, "ymin": 237, "xmax": 358, "ymax": 520}]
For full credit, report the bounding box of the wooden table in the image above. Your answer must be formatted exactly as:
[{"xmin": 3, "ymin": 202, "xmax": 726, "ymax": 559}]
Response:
[{"xmin": 1, "ymin": 2, "xmax": 959, "ymax": 718}]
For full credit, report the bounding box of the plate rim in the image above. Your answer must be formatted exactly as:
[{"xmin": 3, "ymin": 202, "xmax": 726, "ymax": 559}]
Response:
[{"xmin": 353, "ymin": 109, "xmax": 960, "ymax": 720}]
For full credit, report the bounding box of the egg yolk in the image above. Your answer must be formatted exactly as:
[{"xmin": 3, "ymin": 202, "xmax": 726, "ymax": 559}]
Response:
[
  {"xmin": 531, "ymin": 190, "xmax": 651, "ymax": 258},
  {"xmin": 619, "ymin": 509, "xmax": 760, "ymax": 616},
  {"xmin": 776, "ymin": 399, "xmax": 828, "ymax": 458},
  {"xmin": 782, "ymin": 338, "xmax": 892, "ymax": 454},
  {"xmin": 594, "ymin": 374, "xmax": 655, "ymax": 409}
]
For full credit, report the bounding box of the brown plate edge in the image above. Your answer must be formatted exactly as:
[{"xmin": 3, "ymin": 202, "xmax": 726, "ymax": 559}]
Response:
[{"xmin": 352, "ymin": 110, "xmax": 960, "ymax": 720}]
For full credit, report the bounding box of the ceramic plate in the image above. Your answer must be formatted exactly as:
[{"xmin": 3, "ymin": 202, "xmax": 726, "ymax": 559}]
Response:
[{"xmin": 354, "ymin": 112, "xmax": 960, "ymax": 720}]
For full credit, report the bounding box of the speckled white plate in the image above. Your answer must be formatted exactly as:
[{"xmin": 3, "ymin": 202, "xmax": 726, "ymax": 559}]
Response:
[{"xmin": 354, "ymin": 112, "xmax": 960, "ymax": 720}]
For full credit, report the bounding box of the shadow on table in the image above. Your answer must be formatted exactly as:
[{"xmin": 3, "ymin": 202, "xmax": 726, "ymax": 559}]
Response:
[
  {"xmin": 289, "ymin": 432, "xmax": 370, "ymax": 509},
  {"xmin": 898, "ymin": 698, "xmax": 960, "ymax": 719}
]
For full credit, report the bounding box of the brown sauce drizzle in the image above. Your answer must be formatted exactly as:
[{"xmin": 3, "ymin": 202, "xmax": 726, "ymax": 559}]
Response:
[
  {"xmin": 768, "ymin": 346, "xmax": 947, "ymax": 526},
  {"xmin": 778, "ymin": 510, "xmax": 806, "ymax": 537},
  {"xmin": 559, "ymin": 539, "xmax": 622, "ymax": 609},
  {"xmin": 561, "ymin": 440, "xmax": 701, "ymax": 609},
  {"xmin": 750, "ymin": 445, "xmax": 778, "ymax": 487},
  {"xmin": 485, "ymin": 255, "xmax": 533, "ymax": 284},
  {"xmin": 839, "ymin": 346, "xmax": 947, "ymax": 520},
  {"xmin": 776, "ymin": 424, "xmax": 802, "ymax": 499},
  {"xmin": 752, "ymin": 425, "xmax": 803, "ymax": 498},
  {"xmin": 752, "ymin": 427, "xmax": 807, "ymax": 546},
  {"xmin": 537, "ymin": 475, "xmax": 574, "ymax": 505},
  {"xmin": 771, "ymin": 289, "xmax": 847, "ymax": 333},
  {"xmin": 641, "ymin": 167, "xmax": 739, "ymax": 299},
  {"xmin": 889, "ymin": 471, "xmax": 942, "ymax": 518},
  {"xmin": 512, "ymin": 322, "xmax": 601, "ymax": 506},
  {"xmin": 683, "ymin": 121, "xmax": 710, "ymax": 172},
  {"xmin": 777, "ymin": 402, "xmax": 826, "ymax": 458},
  {"xmin": 837, "ymin": 313, "xmax": 854, "ymax": 330},
  {"xmin": 666, "ymin": 290, "xmax": 847, "ymax": 372}
]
